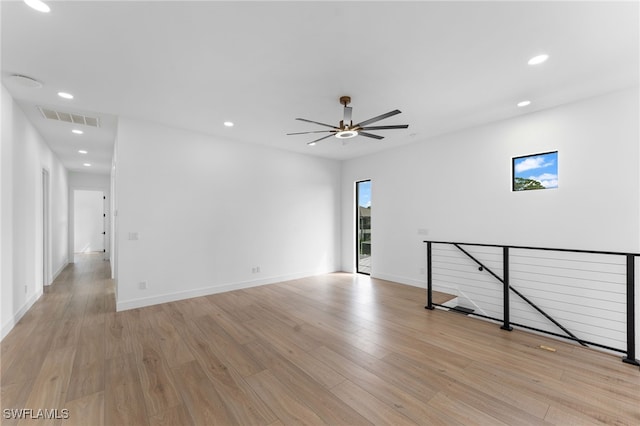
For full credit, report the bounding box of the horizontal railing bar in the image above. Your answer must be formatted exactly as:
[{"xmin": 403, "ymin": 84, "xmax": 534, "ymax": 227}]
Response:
[
  {"xmin": 424, "ymin": 240, "xmax": 639, "ymax": 257},
  {"xmin": 509, "ymin": 322, "xmax": 626, "ymax": 354},
  {"xmin": 431, "ymin": 303, "xmax": 497, "ymax": 321},
  {"xmin": 431, "ymin": 303, "xmax": 626, "ymax": 354}
]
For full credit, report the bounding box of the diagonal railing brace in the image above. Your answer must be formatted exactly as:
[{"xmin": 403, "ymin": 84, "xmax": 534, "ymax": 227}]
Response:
[{"xmin": 453, "ymin": 243, "xmax": 588, "ymax": 347}]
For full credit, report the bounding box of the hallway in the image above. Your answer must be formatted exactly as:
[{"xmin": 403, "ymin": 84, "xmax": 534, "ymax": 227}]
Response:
[{"xmin": 1, "ymin": 254, "xmax": 639, "ymax": 425}]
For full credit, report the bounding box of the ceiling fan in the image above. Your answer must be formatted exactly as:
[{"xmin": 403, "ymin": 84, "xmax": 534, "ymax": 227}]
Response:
[{"xmin": 287, "ymin": 96, "xmax": 409, "ymax": 146}]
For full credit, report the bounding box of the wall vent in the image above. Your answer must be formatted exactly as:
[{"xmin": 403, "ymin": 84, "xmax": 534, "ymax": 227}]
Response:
[{"xmin": 38, "ymin": 106, "xmax": 100, "ymax": 128}]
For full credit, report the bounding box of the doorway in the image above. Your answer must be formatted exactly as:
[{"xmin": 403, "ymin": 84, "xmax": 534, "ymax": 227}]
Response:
[
  {"xmin": 356, "ymin": 180, "xmax": 371, "ymax": 275},
  {"xmin": 74, "ymin": 190, "xmax": 105, "ymax": 255},
  {"xmin": 42, "ymin": 169, "xmax": 50, "ymax": 287}
]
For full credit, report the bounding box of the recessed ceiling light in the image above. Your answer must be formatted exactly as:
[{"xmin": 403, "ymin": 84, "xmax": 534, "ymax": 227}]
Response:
[
  {"xmin": 517, "ymin": 100, "xmax": 531, "ymax": 107},
  {"xmin": 528, "ymin": 54, "xmax": 549, "ymax": 65},
  {"xmin": 58, "ymin": 92, "xmax": 74, "ymax": 99},
  {"xmin": 24, "ymin": 0, "xmax": 50, "ymax": 13},
  {"xmin": 78, "ymin": 150, "xmax": 88, "ymax": 154},
  {"xmin": 83, "ymin": 163, "xmax": 91, "ymax": 167},
  {"xmin": 223, "ymin": 121, "xmax": 234, "ymax": 127},
  {"xmin": 307, "ymin": 142, "xmax": 317, "ymax": 146},
  {"xmin": 72, "ymin": 129, "xmax": 84, "ymax": 134}
]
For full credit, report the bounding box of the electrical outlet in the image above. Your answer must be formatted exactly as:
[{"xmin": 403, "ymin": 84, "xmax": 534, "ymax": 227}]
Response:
[
  {"xmin": 24, "ymin": 285, "xmax": 28, "ymax": 294},
  {"xmin": 256, "ymin": 266, "xmax": 260, "ymax": 273},
  {"xmin": 419, "ymin": 267, "xmax": 426, "ymax": 275},
  {"xmin": 417, "ymin": 228, "xmax": 429, "ymax": 235},
  {"xmin": 139, "ymin": 281, "xmax": 147, "ymax": 290},
  {"xmin": 128, "ymin": 232, "xmax": 139, "ymax": 240},
  {"xmin": 251, "ymin": 266, "xmax": 261, "ymax": 274}
]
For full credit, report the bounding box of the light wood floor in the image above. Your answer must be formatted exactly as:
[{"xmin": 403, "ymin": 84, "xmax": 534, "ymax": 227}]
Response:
[{"xmin": 1, "ymin": 254, "xmax": 639, "ymax": 426}]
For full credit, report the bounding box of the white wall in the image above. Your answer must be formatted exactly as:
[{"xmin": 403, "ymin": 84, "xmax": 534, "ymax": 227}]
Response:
[
  {"xmin": 341, "ymin": 88, "xmax": 640, "ymax": 282},
  {"xmin": 1, "ymin": 85, "xmax": 69, "ymax": 339},
  {"xmin": 68, "ymin": 171, "xmax": 110, "ymax": 260},
  {"xmin": 114, "ymin": 118, "xmax": 341, "ymax": 310},
  {"xmin": 74, "ymin": 190, "xmax": 105, "ymax": 253}
]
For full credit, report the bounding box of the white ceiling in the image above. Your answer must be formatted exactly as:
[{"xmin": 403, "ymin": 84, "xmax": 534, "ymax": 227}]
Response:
[{"xmin": 2, "ymin": 1, "xmax": 638, "ymax": 175}]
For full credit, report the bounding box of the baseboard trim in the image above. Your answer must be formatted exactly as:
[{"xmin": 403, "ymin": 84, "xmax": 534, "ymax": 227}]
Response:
[
  {"xmin": 372, "ymin": 272, "xmax": 459, "ymax": 295},
  {"xmin": 1, "ymin": 290, "xmax": 42, "ymax": 341},
  {"xmin": 372, "ymin": 272, "xmax": 426, "ymax": 289},
  {"xmin": 52, "ymin": 261, "xmax": 68, "ymax": 283},
  {"xmin": 116, "ymin": 269, "xmax": 339, "ymax": 312}
]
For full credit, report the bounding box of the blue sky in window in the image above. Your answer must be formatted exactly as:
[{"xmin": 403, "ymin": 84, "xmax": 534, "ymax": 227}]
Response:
[
  {"xmin": 514, "ymin": 152, "xmax": 558, "ymax": 189},
  {"xmin": 358, "ymin": 181, "xmax": 371, "ymax": 207}
]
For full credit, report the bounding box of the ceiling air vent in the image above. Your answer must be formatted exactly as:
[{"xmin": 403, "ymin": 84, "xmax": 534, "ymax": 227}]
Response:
[{"xmin": 38, "ymin": 106, "xmax": 100, "ymax": 128}]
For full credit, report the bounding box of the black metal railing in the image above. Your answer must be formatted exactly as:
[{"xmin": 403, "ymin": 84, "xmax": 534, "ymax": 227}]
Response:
[{"xmin": 424, "ymin": 240, "xmax": 639, "ymax": 367}]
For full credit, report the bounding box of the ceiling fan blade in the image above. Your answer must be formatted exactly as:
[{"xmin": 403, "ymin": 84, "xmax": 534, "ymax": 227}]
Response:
[
  {"xmin": 358, "ymin": 131, "xmax": 384, "ymax": 140},
  {"xmin": 296, "ymin": 118, "xmax": 338, "ymax": 129},
  {"xmin": 355, "ymin": 109, "xmax": 401, "ymax": 128},
  {"xmin": 287, "ymin": 130, "xmax": 334, "ymax": 135},
  {"xmin": 307, "ymin": 133, "xmax": 336, "ymax": 145},
  {"xmin": 359, "ymin": 124, "xmax": 409, "ymax": 131}
]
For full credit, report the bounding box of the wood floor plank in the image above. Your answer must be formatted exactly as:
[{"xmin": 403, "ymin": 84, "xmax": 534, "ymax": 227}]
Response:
[
  {"xmin": 132, "ymin": 328, "xmax": 182, "ymax": 417},
  {"xmin": 310, "ymin": 345, "xmax": 443, "ymax": 424},
  {"xmin": 1, "ymin": 320, "xmax": 55, "ymax": 387},
  {"xmin": 440, "ymin": 381, "xmax": 552, "ymax": 425},
  {"xmin": 194, "ymin": 316, "xmax": 265, "ymax": 377},
  {"xmin": 173, "ymin": 320, "xmax": 277, "ymax": 425},
  {"xmin": 104, "ymin": 353, "xmax": 149, "ymax": 426},
  {"xmin": 144, "ymin": 310, "xmax": 195, "ymax": 368},
  {"xmin": 329, "ymin": 379, "xmax": 417, "ymax": 426},
  {"xmin": 323, "ymin": 339, "xmax": 441, "ymax": 402},
  {"xmin": 50, "ymin": 317, "xmax": 83, "ymax": 351},
  {"xmin": 252, "ymin": 334, "xmax": 347, "ymax": 389},
  {"xmin": 64, "ymin": 391, "xmax": 104, "ymax": 426},
  {"xmin": 544, "ymin": 404, "xmax": 605, "ymax": 426},
  {"xmin": 203, "ymin": 298, "xmax": 256, "ymax": 344},
  {"xmin": 244, "ymin": 317, "xmax": 323, "ymax": 354},
  {"xmin": 103, "ymin": 312, "xmax": 135, "ymax": 359},
  {"xmin": 0, "ymin": 380, "xmax": 35, "ymax": 426},
  {"xmin": 426, "ymin": 391, "xmax": 511, "ymax": 426},
  {"xmin": 244, "ymin": 340, "xmax": 369, "ymax": 425},
  {"xmin": 244, "ymin": 370, "xmax": 327, "ymax": 425},
  {"xmin": 171, "ymin": 360, "xmax": 235, "ymax": 425},
  {"xmin": 19, "ymin": 345, "xmax": 76, "ymax": 426},
  {"xmin": 148, "ymin": 403, "xmax": 194, "ymax": 426},
  {"xmin": 65, "ymin": 320, "xmax": 105, "ymax": 402}
]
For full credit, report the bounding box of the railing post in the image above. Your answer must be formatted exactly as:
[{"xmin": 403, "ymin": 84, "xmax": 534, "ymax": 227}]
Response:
[
  {"xmin": 425, "ymin": 242, "xmax": 434, "ymax": 310},
  {"xmin": 623, "ymin": 254, "xmax": 639, "ymax": 366},
  {"xmin": 501, "ymin": 246, "xmax": 513, "ymax": 331}
]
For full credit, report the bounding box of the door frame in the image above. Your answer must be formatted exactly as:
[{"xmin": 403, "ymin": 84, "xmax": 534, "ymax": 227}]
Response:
[
  {"xmin": 355, "ymin": 179, "xmax": 371, "ymax": 275},
  {"xmin": 42, "ymin": 168, "xmax": 50, "ymax": 287}
]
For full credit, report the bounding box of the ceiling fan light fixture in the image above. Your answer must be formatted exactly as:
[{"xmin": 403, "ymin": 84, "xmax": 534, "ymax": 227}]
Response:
[{"xmin": 335, "ymin": 130, "xmax": 358, "ymax": 139}]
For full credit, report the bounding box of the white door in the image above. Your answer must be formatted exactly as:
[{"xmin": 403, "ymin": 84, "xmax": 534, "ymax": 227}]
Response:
[{"xmin": 74, "ymin": 190, "xmax": 104, "ymax": 253}]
